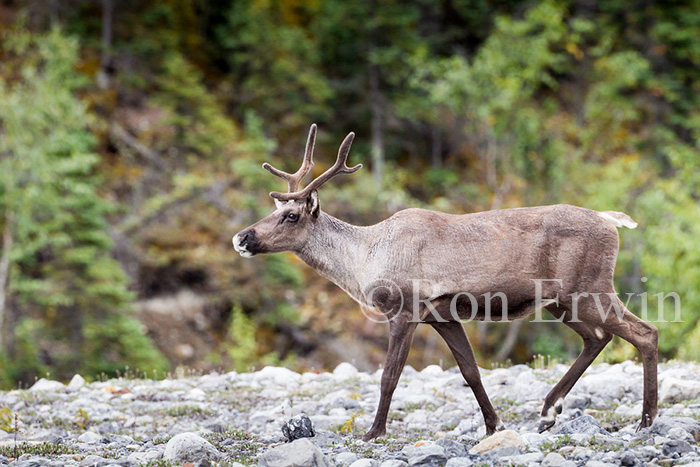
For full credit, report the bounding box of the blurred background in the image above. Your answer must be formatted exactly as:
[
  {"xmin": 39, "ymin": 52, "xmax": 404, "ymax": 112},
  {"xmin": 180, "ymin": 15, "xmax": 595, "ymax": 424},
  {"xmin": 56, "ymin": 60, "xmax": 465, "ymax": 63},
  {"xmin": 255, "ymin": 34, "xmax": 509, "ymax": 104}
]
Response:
[{"xmin": 0, "ymin": 0, "xmax": 699, "ymax": 389}]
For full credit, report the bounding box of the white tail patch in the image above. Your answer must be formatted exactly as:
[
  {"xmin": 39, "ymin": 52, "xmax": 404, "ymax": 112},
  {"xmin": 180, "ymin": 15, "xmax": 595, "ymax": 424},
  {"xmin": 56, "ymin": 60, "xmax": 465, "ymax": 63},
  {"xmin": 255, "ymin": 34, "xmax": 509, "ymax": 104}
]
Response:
[{"xmin": 599, "ymin": 211, "xmax": 638, "ymax": 229}]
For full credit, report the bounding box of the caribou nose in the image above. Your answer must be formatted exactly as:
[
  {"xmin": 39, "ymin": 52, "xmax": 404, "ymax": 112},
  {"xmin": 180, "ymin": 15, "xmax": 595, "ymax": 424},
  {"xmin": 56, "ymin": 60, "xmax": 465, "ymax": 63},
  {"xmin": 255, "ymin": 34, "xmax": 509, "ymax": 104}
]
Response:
[
  {"xmin": 233, "ymin": 230, "xmax": 254, "ymax": 257},
  {"xmin": 238, "ymin": 232, "xmax": 249, "ymax": 246}
]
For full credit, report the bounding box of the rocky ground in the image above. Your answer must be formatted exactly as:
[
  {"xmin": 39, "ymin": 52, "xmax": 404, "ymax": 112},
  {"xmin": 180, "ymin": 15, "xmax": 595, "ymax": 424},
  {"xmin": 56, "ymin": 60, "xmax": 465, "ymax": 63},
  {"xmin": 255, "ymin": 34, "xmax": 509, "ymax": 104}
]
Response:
[{"xmin": 2, "ymin": 361, "xmax": 700, "ymax": 466}]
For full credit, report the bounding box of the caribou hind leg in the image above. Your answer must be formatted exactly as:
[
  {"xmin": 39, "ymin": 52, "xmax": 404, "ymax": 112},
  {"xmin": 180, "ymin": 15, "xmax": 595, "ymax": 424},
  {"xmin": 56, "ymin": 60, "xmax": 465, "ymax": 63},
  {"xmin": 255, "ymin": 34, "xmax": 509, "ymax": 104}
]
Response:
[
  {"xmin": 539, "ymin": 296, "xmax": 658, "ymax": 432},
  {"xmin": 431, "ymin": 321, "xmax": 504, "ymax": 434},
  {"xmin": 596, "ymin": 297, "xmax": 658, "ymax": 429}
]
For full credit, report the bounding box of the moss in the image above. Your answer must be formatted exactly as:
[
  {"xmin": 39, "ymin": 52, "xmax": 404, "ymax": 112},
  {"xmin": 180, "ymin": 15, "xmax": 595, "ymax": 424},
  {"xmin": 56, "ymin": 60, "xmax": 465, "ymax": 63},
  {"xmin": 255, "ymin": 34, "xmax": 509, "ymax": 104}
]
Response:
[{"xmin": 0, "ymin": 441, "xmax": 80, "ymax": 458}]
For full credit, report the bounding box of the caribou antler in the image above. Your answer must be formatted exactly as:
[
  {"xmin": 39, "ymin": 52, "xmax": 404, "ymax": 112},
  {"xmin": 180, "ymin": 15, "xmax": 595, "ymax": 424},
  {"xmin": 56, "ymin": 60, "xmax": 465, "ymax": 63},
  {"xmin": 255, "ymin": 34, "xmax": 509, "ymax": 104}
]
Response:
[
  {"xmin": 266, "ymin": 127, "xmax": 362, "ymax": 201},
  {"xmin": 262, "ymin": 124, "xmax": 317, "ymax": 192}
]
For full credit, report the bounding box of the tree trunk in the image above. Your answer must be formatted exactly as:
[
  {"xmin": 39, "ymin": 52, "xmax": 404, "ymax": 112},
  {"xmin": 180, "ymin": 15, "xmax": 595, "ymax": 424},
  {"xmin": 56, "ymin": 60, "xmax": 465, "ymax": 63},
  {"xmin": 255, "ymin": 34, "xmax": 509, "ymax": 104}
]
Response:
[
  {"xmin": 368, "ymin": 0, "xmax": 384, "ymax": 187},
  {"xmin": 48, "ymin": 0, "xmax": 59, "ymax": 26},
  {"xmin": 98, "ymin": 0, "xmax": 114, "ymax": 90},
  {"xmin": 495, "ymin": 319, "xmax": 524, "ymax": 361},
  {"xmin": 431, "ymin": 124, "xmax": 442, "ymax": 168},
  {"xmin": 369, "ymin": 63, "xmax": 384, "ymax": 187},
  {"xmin": 0, "ymin": 209, "xmax": 14, "ymax": 350}
]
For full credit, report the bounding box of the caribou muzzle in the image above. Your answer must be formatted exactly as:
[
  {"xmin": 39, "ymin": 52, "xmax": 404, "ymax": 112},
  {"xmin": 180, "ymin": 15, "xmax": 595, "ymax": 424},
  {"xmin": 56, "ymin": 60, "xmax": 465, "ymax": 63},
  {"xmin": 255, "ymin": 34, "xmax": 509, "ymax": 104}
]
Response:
[{"xmin": 232, "ymin": 229, "xmax": 259, "ymax": 257}]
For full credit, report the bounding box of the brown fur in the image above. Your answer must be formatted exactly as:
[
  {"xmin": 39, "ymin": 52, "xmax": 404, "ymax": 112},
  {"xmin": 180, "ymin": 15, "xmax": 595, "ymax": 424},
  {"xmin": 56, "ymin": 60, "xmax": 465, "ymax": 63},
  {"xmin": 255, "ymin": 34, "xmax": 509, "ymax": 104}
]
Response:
[{"xmin": 233, "ymin": 125, "xmax": 658, "ymax": 440}]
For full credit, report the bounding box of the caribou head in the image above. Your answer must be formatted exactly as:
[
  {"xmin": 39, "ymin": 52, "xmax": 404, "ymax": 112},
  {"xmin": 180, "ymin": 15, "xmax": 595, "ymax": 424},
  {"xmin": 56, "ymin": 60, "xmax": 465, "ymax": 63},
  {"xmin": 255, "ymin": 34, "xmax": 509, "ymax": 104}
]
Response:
[{"xmin": 233, "ymin": 124, "xmax": 362, "ymax": 257}]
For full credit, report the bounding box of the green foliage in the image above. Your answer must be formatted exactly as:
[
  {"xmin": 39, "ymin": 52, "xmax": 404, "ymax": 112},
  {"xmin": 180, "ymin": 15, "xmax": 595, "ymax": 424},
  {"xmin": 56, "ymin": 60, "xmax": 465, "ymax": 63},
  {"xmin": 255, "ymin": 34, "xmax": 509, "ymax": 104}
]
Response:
[
  {"xmin": 227, "ymin": 305, "xmax": 258, "ymax": 373},
  {"xmin": 1, "ymin": 0, "xmax": 700, "ymax": 376},
  {"xmin": 0, "ymin": 407, "xmax": 14, "ymax": 433},
  {"xmin": 0, "ymin": 27, "xmax": 167, "ymax": 387},
  {"xmin": 74, "ymin": 408, "xmax": 90, "ymax": 431}
]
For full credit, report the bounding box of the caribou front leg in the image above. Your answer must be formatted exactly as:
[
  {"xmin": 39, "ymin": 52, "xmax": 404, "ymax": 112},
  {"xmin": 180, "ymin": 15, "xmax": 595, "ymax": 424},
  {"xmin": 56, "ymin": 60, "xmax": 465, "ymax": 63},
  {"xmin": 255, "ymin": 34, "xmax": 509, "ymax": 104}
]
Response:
[
  {"xmin": 431, "ymin": 321, "xmax": 503, "ymax": 434},
  {"xmin": 363, "ymin": 314, "xmax": 418, "ymax": 441}
]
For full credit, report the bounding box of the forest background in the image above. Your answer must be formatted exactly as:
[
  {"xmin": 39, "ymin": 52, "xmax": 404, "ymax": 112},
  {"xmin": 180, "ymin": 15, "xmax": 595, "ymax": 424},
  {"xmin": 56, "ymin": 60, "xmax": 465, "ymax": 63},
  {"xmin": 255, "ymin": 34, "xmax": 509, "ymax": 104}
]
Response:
[{"xmin": 0, "ymin": 0, "xmax": 699, "ymax": 389}]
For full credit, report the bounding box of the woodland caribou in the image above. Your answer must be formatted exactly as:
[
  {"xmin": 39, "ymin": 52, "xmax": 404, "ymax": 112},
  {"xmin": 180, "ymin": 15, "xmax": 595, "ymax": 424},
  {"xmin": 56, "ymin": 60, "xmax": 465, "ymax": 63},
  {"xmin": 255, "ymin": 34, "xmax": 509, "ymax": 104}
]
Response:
[{"xmin": 233, "ymin": 124, "xmax": 658, "ymax": 441}]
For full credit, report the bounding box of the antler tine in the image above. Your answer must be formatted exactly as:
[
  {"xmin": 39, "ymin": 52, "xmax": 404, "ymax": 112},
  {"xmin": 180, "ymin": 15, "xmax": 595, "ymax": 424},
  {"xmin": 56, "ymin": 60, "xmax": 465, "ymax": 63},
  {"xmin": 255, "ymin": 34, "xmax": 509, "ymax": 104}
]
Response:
[
  {"xmin": 262, "ymin": 124, "xmax": 317, "ymax": 192},
  {"xmin": 270, "ymin": 132, "xmax": 362, "ymax": 201}
]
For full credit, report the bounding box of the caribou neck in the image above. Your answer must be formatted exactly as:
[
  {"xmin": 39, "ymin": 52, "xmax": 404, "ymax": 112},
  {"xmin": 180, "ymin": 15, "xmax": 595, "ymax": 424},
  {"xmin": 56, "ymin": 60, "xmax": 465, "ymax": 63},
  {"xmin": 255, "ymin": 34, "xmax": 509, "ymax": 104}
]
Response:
[{"xmin": 295, "ymin": 212, "xmax": 365, "ymax": 295}]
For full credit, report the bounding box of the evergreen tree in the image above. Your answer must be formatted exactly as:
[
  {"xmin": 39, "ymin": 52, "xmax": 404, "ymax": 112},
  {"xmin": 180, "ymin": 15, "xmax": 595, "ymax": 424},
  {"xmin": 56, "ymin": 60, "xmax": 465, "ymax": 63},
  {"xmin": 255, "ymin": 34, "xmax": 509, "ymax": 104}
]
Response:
[{"xmin": 0, "ymin": 27, "xmax": 167, "ymax": 387}]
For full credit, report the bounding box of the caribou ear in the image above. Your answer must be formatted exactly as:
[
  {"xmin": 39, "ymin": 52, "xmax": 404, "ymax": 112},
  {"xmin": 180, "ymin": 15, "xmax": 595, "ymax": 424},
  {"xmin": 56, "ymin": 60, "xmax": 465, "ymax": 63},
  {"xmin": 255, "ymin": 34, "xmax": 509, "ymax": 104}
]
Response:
[
  {"xmin": 273, "ymin": 197, "xmax": 287, "ymax": 210},
  {"xmin": 306, "ymin": 190, "xmax": 320, "ymax": 218}
]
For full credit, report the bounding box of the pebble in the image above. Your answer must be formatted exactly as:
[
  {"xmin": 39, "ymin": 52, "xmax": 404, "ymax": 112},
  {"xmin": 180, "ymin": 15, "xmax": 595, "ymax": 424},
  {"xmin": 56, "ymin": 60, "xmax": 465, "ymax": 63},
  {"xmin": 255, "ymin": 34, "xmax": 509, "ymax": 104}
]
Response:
[{"xmin": 0, "ymin": 361, "xmax": 698, "ymax": 466}]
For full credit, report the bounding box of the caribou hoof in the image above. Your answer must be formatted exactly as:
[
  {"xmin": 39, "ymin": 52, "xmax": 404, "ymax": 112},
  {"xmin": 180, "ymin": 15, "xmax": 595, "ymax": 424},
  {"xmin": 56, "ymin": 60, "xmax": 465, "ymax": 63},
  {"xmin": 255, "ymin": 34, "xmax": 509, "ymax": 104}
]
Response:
[
  {"xmin": 635, "ymin": 414, "xmax": 654, "ymax": 432},
  {"xmin": 362, "ymin": 428, "xmax": 385, "ymax": 442},
  {"xmin": 538, "ymin": 419, "xmax": 555, "ymax": 433}
]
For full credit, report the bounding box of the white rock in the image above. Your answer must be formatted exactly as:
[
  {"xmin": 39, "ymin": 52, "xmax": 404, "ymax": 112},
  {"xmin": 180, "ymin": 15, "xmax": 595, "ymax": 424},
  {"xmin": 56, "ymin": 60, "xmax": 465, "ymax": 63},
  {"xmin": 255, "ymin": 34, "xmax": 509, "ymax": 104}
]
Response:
[
  {"xmin": 333, "ymin": 362, "xmax": 359, "ymax": 379},
  {"xmin": 29, "ymin": 378, "xmax": 65, "ymax": 392},
  {"xmin": 186, "ymin": 388, "xmax": 206, "ymax": 400},
  {"xmin": 421, "ymin": 365, "xmax": 444, "ymax": 376},
  {"xmin": 585, "ymin": 462, "xmax": 616, "ymax": 467},
  {"xmin": 469, "ymin": 430, "xmax": 524, "ymax": 454},
  {"xmin": 255, "ymin": 366, "xmax": 302, "ymax": 386},
  {"xmin": 127, "ymin": 450, "xmax": 162, "ymax": 464},
  {"xmin": 482, "ymin": 369, "xmax": 510, "ymax": 386},
  {"xmin": 258, "ymin": 437, "xmax": 329, "ymax": 467},
  {"xmin": 521, "ymin": 432, "xmax": 547, "ymax": 449},
  {"xmin": 67, "ymin": 374, "xmax": 86, "ymax": 391},
  {"xmin": 77, "ymin": 431, "xmax": 103, "ymax": 444},
  {"xmin": 163, "ymin": 432, "xmax": 221, "ymax": 464}
]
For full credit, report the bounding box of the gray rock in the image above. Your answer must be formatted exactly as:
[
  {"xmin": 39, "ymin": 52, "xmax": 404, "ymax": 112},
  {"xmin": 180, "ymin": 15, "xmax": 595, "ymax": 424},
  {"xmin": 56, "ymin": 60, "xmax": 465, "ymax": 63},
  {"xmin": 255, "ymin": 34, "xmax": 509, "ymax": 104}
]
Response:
[
  {"xmin": 79, "ymin": 455, "xmax": 108, "ymax": 466},
  {"xmin": 282, "ymin": 413, "xmax": 315, "ymax": 441},
  {"xmin": 668, "ymin": 426, "xmax": 696, "ymax": 443},
  {"xmin": 381, "ymin": 460, "xmax": 409, "ymax": 467},
  {"xmin": 162, "ymin": 433, "xmax": 221, "ymax": 464},
  {"xmin": 403, "ymin": 444, "xmax": 447, "ymax": 467},
  {"xmin": 649, "ymin": 416, "xmax": 700, "ymax": 442},
  {"xmin": 481, "ymin": 445, "xmax": 521, "ymax": 460},
  {"xmin": 334, "ymin": 396, "xmax": 362, "ymax": 410},
  {"xmin": 336, "ymin": 452, "xmax": 359, "ymax": 466},
  {"xmin": 349, "ymin": 460, "xmax": 380, "ymax": 467},
  {"xmin": 77, "ymin": 431, "xmax": 105, "ymax": 444},
  {"xmin": 17, "ymin": 460, "xmax": 46, "ymax": 467},
  {"xmin": 97, "ymin": 421, "xmax": 120, "ymax": 434},
  {"xmin": 309, "ymin": 430, "xmax": 342, "ymax": 448},
  {"xmin": 127, "ymin": 450, "xmax": 162, "ymax": 464},
  {"xmin": 444, "ymin": 458, "xmax": 474, "ymax": 467},
  {"xmin": 435, "ymin": 439, "xmax": 469, "ymax": 458},
  {"xmin": 501, "ymin": 452, "xmax": 544, "ymax": 464},
  {"xmin": 619, "ymin": 451, "xmax": 638, "ymax": 466},
  {"xmin": 542, "ymin": 452, "xmax": 567, "ymax": 467},
  {"xmin": 556, "ymin": 415, "xmax": 609, "ymax": 436},
  {"xmin": 258, "ymin": 438, "xmax": 329, "ymax": 467},
  {"xmin": 662, "ymin": 439, "xmax": 693, "ymax": 457},
  {"xmin": 660, "ymin": 377, "xmax": 700, "ymax": 403},
  {"xmin": 567, "ymin": 394, "xmax": 592, "ymax": 410}
]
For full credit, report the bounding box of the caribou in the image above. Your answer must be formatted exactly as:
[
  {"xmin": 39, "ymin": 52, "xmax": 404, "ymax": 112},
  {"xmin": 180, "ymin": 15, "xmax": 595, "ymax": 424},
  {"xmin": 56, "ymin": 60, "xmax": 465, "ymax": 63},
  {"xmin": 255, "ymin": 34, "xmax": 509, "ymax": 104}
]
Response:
[{"xmin": 233, "ymin": 124, "xmax": 658, "ymax": 441}]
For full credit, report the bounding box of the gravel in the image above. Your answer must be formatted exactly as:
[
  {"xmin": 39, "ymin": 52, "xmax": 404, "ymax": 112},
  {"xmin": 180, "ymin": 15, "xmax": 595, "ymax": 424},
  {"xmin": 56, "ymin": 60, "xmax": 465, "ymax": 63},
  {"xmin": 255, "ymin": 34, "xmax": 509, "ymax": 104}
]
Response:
[{"xmin": 1, "ymin": 361, "xmax": 700, "ymax": 466}]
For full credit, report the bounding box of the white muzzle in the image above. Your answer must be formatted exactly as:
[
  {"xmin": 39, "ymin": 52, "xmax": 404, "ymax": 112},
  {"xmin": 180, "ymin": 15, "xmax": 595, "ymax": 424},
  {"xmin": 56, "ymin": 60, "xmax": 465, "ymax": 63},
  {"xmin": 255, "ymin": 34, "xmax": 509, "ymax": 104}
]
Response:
[{"xmin": 232, "ymin": 233, "xmax": 254, "ymax": 258}]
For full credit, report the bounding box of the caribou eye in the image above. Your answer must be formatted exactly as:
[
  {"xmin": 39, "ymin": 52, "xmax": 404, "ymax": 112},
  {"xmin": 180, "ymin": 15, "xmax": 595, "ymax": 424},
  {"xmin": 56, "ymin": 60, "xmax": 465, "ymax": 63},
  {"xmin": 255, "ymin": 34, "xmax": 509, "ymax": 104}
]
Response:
[{"xmin": 287, "ymin": 213, "xmax": 299, "ymax": 222}]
